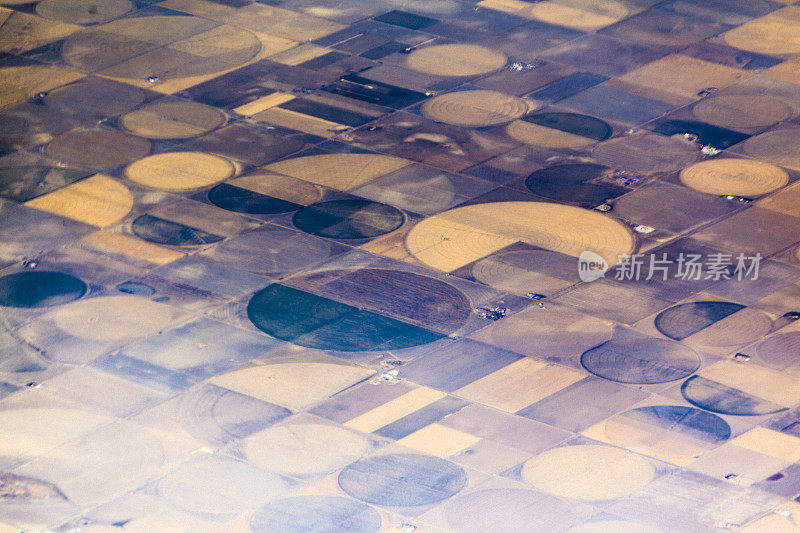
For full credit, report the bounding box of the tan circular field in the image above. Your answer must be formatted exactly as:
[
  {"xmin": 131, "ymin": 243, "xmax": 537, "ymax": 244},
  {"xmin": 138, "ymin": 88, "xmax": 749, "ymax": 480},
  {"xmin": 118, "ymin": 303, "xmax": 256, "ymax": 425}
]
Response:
[
  {"xmin": 210, "ymin": 362, "xmax": 374, "ymax": 411},
  {"xmin": 36, "ymin": 0, "xmax": 133, "ymax": 24},
  {"xmin": 405, "ymin": 201, "xmax": 635, "ymax": 272},
  {"xmin": 405, "ymin": 44, "xmax": 507, "ymax": 77},
  {"xmin": 263, "ymin": 153, "xmax": 411, "ymax": 191},
  {"xmin": 521, "ymin": 444, "xmax": 654, "ymax": 501},
  {"xmin": 125, "ymin": 152, "xmax": 235, "ymax": 190},
  {"xmin": 679, "ymin": 159, "xmax": 789, "ymax": 197},
  {"xmin": 225, "ymin": 172, "xmax": 325, "ymax": 206},
  {"xmin": 24, "ymin": 174, "xmax": 134, "ymax": 227},
  {"xmin": 530, "ymin": 0, "xmax": 628, "ymax": 30},
  {"xmin": 120, "ymin": 101, "xmax": 226, "ymax": 139},
  {"xmin": 53, "ymin": 295, "xmax": 173, "ymax": 341},
  {"xmin": 685, "ymin": 307, "xmax": 773, "ymax": 347},
  {"xmin": 724, "ymin": 15, "xmax": 800, "ymax": 55},
  {"xmin": 421, "ymin": 90, "xmax": 529, "ymax": 127},
  {"xmin": 506, "ymin": 120, "xmax": 600, "ymax": 149},
  {"xmin": 692, "ymin": 94, "xmax": 794, "ymax": 129}
]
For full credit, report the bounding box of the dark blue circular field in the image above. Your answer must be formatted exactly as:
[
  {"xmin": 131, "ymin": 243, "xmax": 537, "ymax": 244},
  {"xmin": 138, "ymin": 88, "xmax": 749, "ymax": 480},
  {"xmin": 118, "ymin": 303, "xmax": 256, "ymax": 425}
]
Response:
[
  {"xmin": 246, "ymin": 268, "xmax": 470, "ymax": 352},
  {"xmin": 292, "ymin": 199, "xmax": 404, "ymax": 239},
  {"xmin": 522, "ymin": 112, "xmax": 612, "ymax": 141},
  {"xmin": 681, "ymin": 375, "xmax": 787, "ymax": 416},
  {"xmin": 207, "ymin": 182, "xmax": 302, "ymax": 215},
  {"xmin": 654, "ymin": 301, "xmax": 745, "ymax": 341},
  {"xmin": 618, "ymin": 405, "xmax": 731, "ymax": 443},
  {"xmin": 0, "ymin": 271, "xmax": 87, "ymax": 308},
  {"xmin": 131, "ymin": 214, "xmax": 225, "ymax": 246},
  {"xmin": 581, "ymin": 337, "xmax": 701, "ymax": 384},
  {"xmin": 525, "ymin": 163, "xmax": 626, "ymax": 207}
]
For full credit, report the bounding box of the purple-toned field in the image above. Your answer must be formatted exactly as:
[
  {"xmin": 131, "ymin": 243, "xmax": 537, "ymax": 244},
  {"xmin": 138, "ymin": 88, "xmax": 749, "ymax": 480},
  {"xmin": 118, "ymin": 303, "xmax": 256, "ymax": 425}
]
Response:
[{"xmin": 2, "ymin": 0, "xmax": 800, "ymax": 531}]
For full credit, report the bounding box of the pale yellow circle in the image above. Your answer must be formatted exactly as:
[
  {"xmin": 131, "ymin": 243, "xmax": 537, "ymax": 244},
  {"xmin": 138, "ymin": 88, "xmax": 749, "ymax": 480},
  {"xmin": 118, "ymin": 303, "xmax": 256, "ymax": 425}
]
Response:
[
  {"xmin": 125, "ymin": 152, "xmax": 235, "ymax": 190},
  {"xmin": 530, "ymin": 0, "xmax": 628, "ymax": 30},
  {"xmin": 521, "ymin": 444, "xmax": 654, "ymax": 501},
  {"xmin": 0, "ymin": 408, "xmax": 112, "ymax": 463},
  {"xmin": 724, "ymin": 17, "xmax": 800, "ymax": 55},
  {"xmin": 421, "ymin": 90, "xmax": 530, "ymax": 127},
  {"xmin": 120, "ymin": 101, "xmax": 226, "ymax": 139},
  {"xmin": 53, "ymin": 295, "xmax": 172, "ymax": 342},
  {"xmin": 263, "ymin": 152, "xmax": 410, "ymax": 191},
  {"xmin": 405, "ymin": 201, "xmax": 634, "ymax": 272},
  {"xmin": 243, "ymin": 423, "xmax": 371, "ymax": 476},
  {"xmin": 679, "ymin": 159, "xmax": 789, "ymax": 197},
  {"xmin": 36, "ymin": 0, "xmax": 133, "ymax": 25},
  {"xmin": 506, "ymin": 120, "xmax": 598, "ymax": 148},
  {"xmin": 405, "ymin": 44, "xmax": 507, "ymax": 77},
  {"xmin": 693, "ymin": 94, "xmax": 794, "ymax": 129}
]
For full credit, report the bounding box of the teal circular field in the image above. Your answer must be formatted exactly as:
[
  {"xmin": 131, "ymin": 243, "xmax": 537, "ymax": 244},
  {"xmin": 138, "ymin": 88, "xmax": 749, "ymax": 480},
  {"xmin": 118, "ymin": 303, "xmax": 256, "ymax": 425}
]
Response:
[
  {"xmin": 292, "ymin": 199, "xmax": 404, "ymax": 239},
  {"xmin": 247, "ymin": 268, "xmax": 470, "ymax": 352}
]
